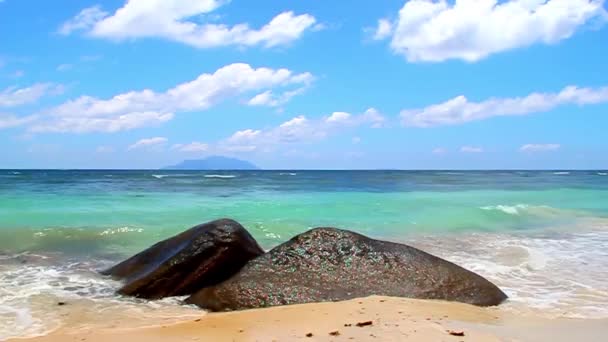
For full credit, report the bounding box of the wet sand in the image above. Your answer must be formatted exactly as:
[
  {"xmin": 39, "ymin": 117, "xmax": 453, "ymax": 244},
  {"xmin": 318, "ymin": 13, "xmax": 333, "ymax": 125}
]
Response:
[{"xmin": 11, "ymin": 296, "xmax": 608, "ymax": 342}]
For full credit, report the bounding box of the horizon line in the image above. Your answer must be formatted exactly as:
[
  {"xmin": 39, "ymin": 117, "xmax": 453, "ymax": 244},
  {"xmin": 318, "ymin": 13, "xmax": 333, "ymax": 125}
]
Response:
[{"xmin": 2, "ymin": 168, "xmax": 607, "ymax": 171}]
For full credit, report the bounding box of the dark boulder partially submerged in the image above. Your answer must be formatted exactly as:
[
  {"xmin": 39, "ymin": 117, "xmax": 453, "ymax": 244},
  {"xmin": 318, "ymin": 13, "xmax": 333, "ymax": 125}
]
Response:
[
  {"xmin": 186, "ymin": 228, "xmax": 507, "ymax": 311},
  {"xmin": 101, "ymin": 218, "xmax": 264, "ymax": 299}
]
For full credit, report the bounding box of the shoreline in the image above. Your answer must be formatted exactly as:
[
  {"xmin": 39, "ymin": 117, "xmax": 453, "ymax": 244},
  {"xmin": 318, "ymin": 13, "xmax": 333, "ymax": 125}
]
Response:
[{"xmin": 10, "ymin": 296, "xmax": 608, "ymax": 342}]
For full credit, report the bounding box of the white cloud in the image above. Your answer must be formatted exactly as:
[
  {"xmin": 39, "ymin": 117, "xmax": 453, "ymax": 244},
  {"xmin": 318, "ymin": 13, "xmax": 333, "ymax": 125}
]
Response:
[
  {"xmin": 520, "ymin": 143, "xmax": 561, "ymax": 152},
  {"xmin": 0, "ymin": 83, "xmax": 64, "ymax": 107},
  {"xmin": 33, "ymin": 111, "xmax": 174, "ymax": 134},
  {"xmin": 375, "ymin": 0, "xmax": 607, "ymax": 62},
  {"xmin": 360, "ymin": 108, "xmax": 386, "ymax": 128},
  {"xmin": 0, "ymin": 113, "xmax": 36, "ymax": 129},
  {"xmin": 128, "ymin": 137, "xmax": 168, "ymax": 150},
  {"xmin": 226, "ymin": 129, "xmax": 261, "ymax": 144},
  {"xmin": 219, "ymin": 108, "xmax": 386, "ymax": 152},
  {"xmin": 172, "ymin": 141, "xmax": 209, "ymax": 152},
  {"xmin": 60, "ymin": 0, "xmax": 317, "ymax": 49},
  {"xmin": 373, "ymin": 19, "xmax": 393, "ymax": 40},
  {"xmin": 275, "ymin": 115, "xmax": 321, "ymax": 143},
  {"xmin": 247, "ymin": 86, "xmax": 309, "ymax": 107},
  {"xmin": 247, "ymin": 91, "xmax": 275, "ymax": 106},
  {"xmin": 325, "ymin": 111, "xmax": 351, "ymax": 124},
  {"xmin": 401, "ymin": 85, "xmax": 608, "ymax": 127},
  {"xmin": 30, "ymin": 63, "xmax": 313, "ymax": 133},
  {"xmin": 460, "ymin": 146, "xmax": 484, "ymax": 153},
  {"xmin": 324, "ymin": 108, "xmax": 386, "ymax": 128},
  {"xmin": 59, "ymin": 6, "xmax": 108, "ymax": 35},
  {"xmin": 352, "ymin": 136, "xmax": 362, "ymax": 144},
  {"xmin": 432, "ymin": 147, "xmax": 446, "ymax": 154}
]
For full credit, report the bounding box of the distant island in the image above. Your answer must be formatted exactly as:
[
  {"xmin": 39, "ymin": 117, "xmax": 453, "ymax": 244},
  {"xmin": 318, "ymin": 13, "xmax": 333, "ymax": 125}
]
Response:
[{"xmin": 163, "ymin": 156, "xmax": 259, "ymax": 170}]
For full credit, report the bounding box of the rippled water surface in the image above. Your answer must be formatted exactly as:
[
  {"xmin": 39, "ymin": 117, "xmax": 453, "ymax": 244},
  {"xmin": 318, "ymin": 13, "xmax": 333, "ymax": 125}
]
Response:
[{"xmin": 1, "ymin": 170, "xmax": 607, "ymax": 339}]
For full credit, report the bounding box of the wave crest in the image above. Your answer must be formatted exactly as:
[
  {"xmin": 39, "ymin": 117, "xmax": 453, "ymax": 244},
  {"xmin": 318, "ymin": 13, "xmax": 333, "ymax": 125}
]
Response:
[
  {"xmin": 479, "ymin": 204, "xmax": 581, "ymax": 218},
  {"xmin": 204, "ymin": 175, "xmax": 236, "ymax": 179}
]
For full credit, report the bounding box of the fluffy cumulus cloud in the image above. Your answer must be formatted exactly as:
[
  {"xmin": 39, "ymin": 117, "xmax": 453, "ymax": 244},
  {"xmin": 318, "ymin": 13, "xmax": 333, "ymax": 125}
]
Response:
[
  {"xmin": 128, "ymin": 137, "xmax": 168, "ymax": 150},
  {"xmin": 460, "ymin": 146, "xmax": 484, "ymax": 153},
  {"xmin": 520, "ymin": 143, "xmax": 561, "ymax": 152},
  {"xmin": 60, "ymin": 0, "xmax": 317, "ymax": 48},
  {"xmin": 0, "ymin": 83, "xmax": 64, "ymax": 107},
  {"xmin": 219, "ymin": 108, "xmax": 385, "ymax": 152},
  {"xmin": 373, "ymin": 0, "xmax": 607, "ymax": 62},
  {"xmin": 324, "ymin": 108, "xmax": 386, "ymax": 128},
  {"xmin": 401, "ymin": 85, "xmax": 608, "ymax": 127},
  {"xmin": 29, "ymin": 63, "xmax": 313, "ymax": 133}
]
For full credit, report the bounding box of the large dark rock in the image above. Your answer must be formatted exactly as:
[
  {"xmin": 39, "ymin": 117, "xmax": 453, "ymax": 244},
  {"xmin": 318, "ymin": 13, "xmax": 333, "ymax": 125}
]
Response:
[
  {"xmin": 101, "ymin": 218, "xmax": 264, "ymax": 299},
  {"xmin": 186, "ymin": 228, "xmax": 507, "ymax": 311}
]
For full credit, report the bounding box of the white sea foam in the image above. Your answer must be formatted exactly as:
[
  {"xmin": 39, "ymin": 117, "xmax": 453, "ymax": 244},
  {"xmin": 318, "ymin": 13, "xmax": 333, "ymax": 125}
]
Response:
[
  {"xmin": 409, "ymin": 220, "xmax": 608, "ymax": 319},
  {"xmin": 279, "ymin": 173, "xmax": 297, "ymax": 176},
  {"xmin": 99, "ymin": 226, "xmax": 144, "ymax": 236},
  {"xmin": 152, "ymin": 174, "xmax": 196, "ymax": 179},
  {"xmin": 204, "ymin": 175, "xmax": 236, "ymax": 179},
  {"xmin": 553, "ymin": 171, "xmax": 570, "ymax": 175},
  {"xmin": 598, "ymin": 172, "xmax": 607, "ymax": 176},
  {"xmin": 479, "ymin": 204, "xmax": 566, "ymax": 216},
  {"xmin": 0, "ymin": 259, "xmax": 201, "ymax": 340},
  {"xmin": 480, "ymin": 204, "xmax": 530, "ymax": 215},
  {"xmin": 11, "ymin": 171, "xmax": 21, "ymax": 175}
]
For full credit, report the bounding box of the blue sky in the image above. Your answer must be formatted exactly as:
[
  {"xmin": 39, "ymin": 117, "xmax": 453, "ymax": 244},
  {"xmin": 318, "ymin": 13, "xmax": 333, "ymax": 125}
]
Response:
[{"xmin": 1, "ymin": 0, "xmax": 607, "ymax": 169}]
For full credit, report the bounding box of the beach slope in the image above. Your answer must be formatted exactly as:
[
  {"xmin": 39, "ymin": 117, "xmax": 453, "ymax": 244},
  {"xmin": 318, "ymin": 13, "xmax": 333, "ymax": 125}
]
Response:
[{"xmin": 12, "ymin": 296, "xmax": 608, "ymax": 342}]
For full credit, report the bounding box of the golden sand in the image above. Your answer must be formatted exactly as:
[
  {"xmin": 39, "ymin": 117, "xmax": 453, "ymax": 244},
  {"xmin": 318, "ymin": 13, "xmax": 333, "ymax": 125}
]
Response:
[{"xmin": 12, "ymin": 296, "xmax": 608, "ymax": 342}]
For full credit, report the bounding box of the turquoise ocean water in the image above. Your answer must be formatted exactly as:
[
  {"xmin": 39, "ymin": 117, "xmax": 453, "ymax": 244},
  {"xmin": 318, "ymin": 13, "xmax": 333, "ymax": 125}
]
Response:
[{"xmin": 1, "ymin": 170, "xmax": 608, "ymax": 338}]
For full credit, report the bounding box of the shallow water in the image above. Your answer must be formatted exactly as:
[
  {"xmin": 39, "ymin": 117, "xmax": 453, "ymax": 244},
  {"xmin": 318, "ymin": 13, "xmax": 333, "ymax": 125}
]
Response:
[{"xmin": 1, "ymin": 170, "xmax": 607, "ymax": 339}]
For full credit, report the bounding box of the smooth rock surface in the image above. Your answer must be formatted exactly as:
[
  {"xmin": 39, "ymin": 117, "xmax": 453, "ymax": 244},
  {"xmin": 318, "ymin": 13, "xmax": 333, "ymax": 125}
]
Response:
[
  {"xmin": 187, "ymin": 228, "xmax": 507, "ymax": 311},
  {"xmin": 102, "ymin": 218, "xmax": 264, "ymax": 299}
]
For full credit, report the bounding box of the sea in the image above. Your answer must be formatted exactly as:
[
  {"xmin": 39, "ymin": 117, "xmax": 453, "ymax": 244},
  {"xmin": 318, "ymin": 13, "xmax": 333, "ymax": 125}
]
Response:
[{"xmin": 1, "ymin": 170, "xmax": 608, "ymax": 339}]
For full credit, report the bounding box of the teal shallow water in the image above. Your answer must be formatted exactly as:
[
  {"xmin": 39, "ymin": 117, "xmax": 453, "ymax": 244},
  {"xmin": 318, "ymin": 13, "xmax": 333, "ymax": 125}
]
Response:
[
  {"xmin": 1, "ymin": 170, "xmax": 608, "ymax": 338},
  {"xmin": 2, "ymin": 170, "xmax": 608, "ymax": 255},
  {"xmin": 0, "ymin": 188, "xmax": 606, "ymax": 256}
]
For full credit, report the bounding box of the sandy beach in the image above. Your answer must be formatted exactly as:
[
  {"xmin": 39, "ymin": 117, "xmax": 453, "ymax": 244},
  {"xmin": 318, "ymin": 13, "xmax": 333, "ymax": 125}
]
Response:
[{"xmin": 10, "ymin": 296, "xmax": 607, "ymax": 342}]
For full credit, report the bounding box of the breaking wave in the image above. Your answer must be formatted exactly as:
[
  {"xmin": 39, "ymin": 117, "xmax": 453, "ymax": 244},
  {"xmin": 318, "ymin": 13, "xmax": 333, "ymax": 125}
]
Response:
[
  {"xmin": 479, "ymin": 204, "xmax": 576, "ymax": 217},
  {"xmin": 204, "ymin": 175, "xmax": 236, "ymax": 179},
  {"xmin": 409, "ymin": 219, "xmax": 608, "ymax": 319}
]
